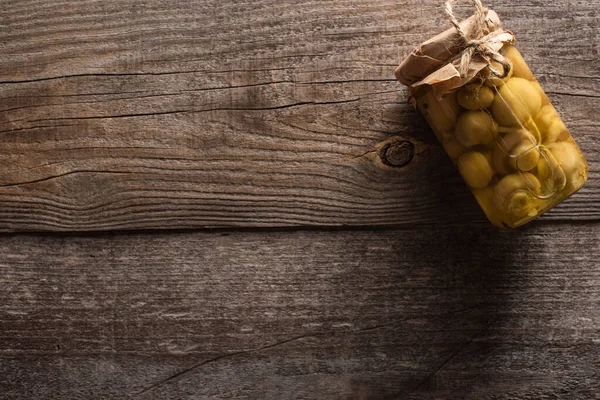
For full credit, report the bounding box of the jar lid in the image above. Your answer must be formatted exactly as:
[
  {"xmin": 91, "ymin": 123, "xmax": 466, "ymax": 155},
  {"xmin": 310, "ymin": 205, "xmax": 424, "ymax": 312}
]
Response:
[{"xmin": 395, "ymin": 10, "xmax": 506, "ymax": 89}]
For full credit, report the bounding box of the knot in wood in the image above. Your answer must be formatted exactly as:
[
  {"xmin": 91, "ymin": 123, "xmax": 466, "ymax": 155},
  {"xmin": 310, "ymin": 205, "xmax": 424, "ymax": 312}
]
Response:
[{"xmin": 378, "ymin": 140, "xmax": 415, "ymax": 168}]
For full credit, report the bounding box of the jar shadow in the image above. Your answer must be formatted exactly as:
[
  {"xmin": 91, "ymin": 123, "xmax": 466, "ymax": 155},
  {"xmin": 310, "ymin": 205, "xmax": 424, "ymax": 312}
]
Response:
[{"xmin": 340, "ymin": 223, "xmax": 532, "ymax": 399}]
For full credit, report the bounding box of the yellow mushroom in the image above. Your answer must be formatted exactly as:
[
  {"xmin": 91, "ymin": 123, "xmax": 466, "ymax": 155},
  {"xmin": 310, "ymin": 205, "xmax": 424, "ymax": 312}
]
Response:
[
  {"xmin": 494, "ymin": 172, "xmax": 541, "ymax": 218},
  {"xmin": 417, "ymin": 90, "xmax": 460, "ymax": 134},
  {"xmin": 544, "ymin": 118, "xmax": 569, "ymax": 144},
  {"xmin": 492, "ymin": 143, "xmax": 512, "ymax": 176},
  {"xmin": 522, "ymin": 118, "xmax": 543, "ymax": 144},
  {"xmin": 547, "ymin": 142, "xmax": 588, "ymax": 190},
  {"xmin": 530, "ymin": 80, "xmax": 550, "ymax": 106},
  {"xmin": 457, "ymin": 151, "xmax": 494, "ymax": 189},
  {"xmin": 492, "ymin": 129, "xmax": 539, "ymax": 174},
  {"xmin": 457, "ymin": 84, "xmax": 495, "ymax": 111},
  {"xmin": 454, "ymin": 111, "xmax": 498, "ymax": 148},
  {"xmin": 534, "ymin": 105, "xmax": 560, "ymax": 133},
  {"xmin": 491, "ymin": 78, "xmax": 542, "ymax": 127},
  {"xmin": 512, "ymin": 143, "xmax": 540, "ymax": 172},
  {"xmin": 535, "ymin": 149, "xmax": 567, "ymax": 196},
  {"xmin": 498, "ymin": 129, "xmax": 538, "ymax": 152},
  {"xmin": 442, "ymin": 139, "xmax": 466, "ymax": 161},
  {"xmin": 501, "ymin": 45, "xmax": 534, "ymax": 81}
]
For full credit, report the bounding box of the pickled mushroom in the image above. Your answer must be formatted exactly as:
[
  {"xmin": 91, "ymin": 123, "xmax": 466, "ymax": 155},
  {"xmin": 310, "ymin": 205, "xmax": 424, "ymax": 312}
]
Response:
[
  {"xmin": 494, "ymin": 173, "xmax": 541, "ymax": 218},
  {"xmin": 501, "ymin": 45, "xmax": 534, "ymax": 80},
  {"xmin": 534, "ymin": 105, "xmax": 559, "ymax": 133},
  {"xmin": 442, "ymin": 139, "xmax": 466, "ymax": 161},
  {"xmin": 547, "ymin": 142, "xmax": 588, "ymax": 189},
  {"xmin": 535, "ymin": 150, "xmax": 567, "ymax": 196},
  {"xmin": 482, "ymin": 149, "xmax": 493, "ymax": 165},
  {"xmin": 492, "ymin": 129, "xmax": 539, "ymax": 173},
  {"xmin": 457, "ymin": 84, "xmax": 495, "ymax": 110},
  {"xmin": 417, "ymin": 90, "xmax": 460, "ymax": 133},
  {"xmin": 491, "ymin": 77, "xmax": 542, "ymax": 127},
  {"xmin": 512, "ymin": 143, "xmax": 540, "ymax": 172},
  {"xmin": 530, "ymin": 80, "xmax": 550, "ymax": 106},
  {"xmin": 503, "ymin": 129, "xmax": 539, "ymax": 171},
  {"xmin": 498, "ymin": 129, "xmax": 538, "ymax": 153},
  {"xmin": 544, "ymin": 118, "xmax": 568, "ymax": 144},
  {"xmin": 492, "ymin": 143, "xmax": 512, "ymax": 176},
  {"xmin": 458, "ymin": 151, "xmax": 494, "ymax": 189},
  {"xmin": 454, "ymin": 111, "xmax": 498, "ymax": 148},
  {"xmin": 520, "ymin": 118, "xmax": 542, "ymax": 144}
]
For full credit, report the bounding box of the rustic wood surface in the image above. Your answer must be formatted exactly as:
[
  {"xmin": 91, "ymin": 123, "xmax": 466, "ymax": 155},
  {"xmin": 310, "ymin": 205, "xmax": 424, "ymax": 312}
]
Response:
[
  {"xmin": 1, "ymin": 0, "xmax": 599, "ymax": 231},
  {"xmin": 2, "ymin": 0, "xmax": 600, "ymax": 399},
  {"xmin": 1, "ymin": 225, "xmax": 600, "ymax": 399}
]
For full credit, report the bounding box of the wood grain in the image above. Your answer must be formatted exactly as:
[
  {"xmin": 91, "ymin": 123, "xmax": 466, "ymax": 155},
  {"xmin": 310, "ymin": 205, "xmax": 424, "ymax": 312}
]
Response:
[
  {"xmin": 1, "ymin": 224, "xmax": 600, "ymax": 399},
  {"xmin": 1, "ymin": 0, "xmax": 599, "ymax": 231}
]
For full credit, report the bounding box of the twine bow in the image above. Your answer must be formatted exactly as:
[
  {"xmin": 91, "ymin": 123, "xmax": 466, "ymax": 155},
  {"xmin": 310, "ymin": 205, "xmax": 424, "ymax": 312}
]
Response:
[{"xmin": 445, "ymin": 0, "xmax": 511, "ymax": 79}]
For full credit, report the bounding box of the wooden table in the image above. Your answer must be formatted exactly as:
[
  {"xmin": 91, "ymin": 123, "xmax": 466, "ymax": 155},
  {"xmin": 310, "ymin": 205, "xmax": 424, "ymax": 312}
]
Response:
[{"xmin": 1, "ymin": 1, "xmax": 599, "ymax": 398}]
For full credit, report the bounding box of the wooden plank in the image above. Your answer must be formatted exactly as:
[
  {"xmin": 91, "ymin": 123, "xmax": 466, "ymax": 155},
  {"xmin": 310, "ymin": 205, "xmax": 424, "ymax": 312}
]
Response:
[
  {"xmin": 1, "ymin": 224, "xmax": 600, "ymax": 398},
  {"xmin": 1, "ymin": 0, "xmax": 599, "ymax": 231}
]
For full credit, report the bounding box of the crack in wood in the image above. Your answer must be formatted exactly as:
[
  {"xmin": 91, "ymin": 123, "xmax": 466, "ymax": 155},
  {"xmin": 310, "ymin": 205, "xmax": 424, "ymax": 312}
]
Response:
[
  {"xmin": 131, "ymin": 305, "xmax": 485, "ymax": 396},
  {"xmin": 4, "ymin": 98, "xmax": 362, "ymax": 126},
  {"xmin": 405, "ymin": 324, "xmax": 491, "ymax": 395},
  {"xmin": 545, "ymin": 91, "xmax": 600, "ymax": 99},
  {"xmin": 132, "ymin": 333, "xmax": 320, "ymax": 397},
  {"xmin": 1, "ymin": 170, "xmax": 134, "ymax": 187}
]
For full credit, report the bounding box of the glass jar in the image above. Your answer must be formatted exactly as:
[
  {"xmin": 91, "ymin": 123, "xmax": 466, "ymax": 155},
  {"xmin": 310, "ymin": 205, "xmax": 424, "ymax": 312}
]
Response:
[{"xmin": 412, "ymin": 44, "xmax": 587, "ymax": 228}]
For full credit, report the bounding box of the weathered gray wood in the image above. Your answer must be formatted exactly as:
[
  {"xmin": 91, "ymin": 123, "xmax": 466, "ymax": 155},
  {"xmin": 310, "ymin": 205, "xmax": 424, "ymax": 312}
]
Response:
[
  {"xmin": 1, "ymin": 224, "xmax": 600, "ymax": 399},
  {"xmin": 1, "ymin": 0, "xmax": 599, "ymax": 231}
]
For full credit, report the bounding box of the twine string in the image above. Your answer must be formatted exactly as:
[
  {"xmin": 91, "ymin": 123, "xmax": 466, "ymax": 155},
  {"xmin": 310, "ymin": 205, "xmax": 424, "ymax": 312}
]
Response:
[{"xmin": 445, "ymin": 0, "xmax": 510, "ymax": 78}]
